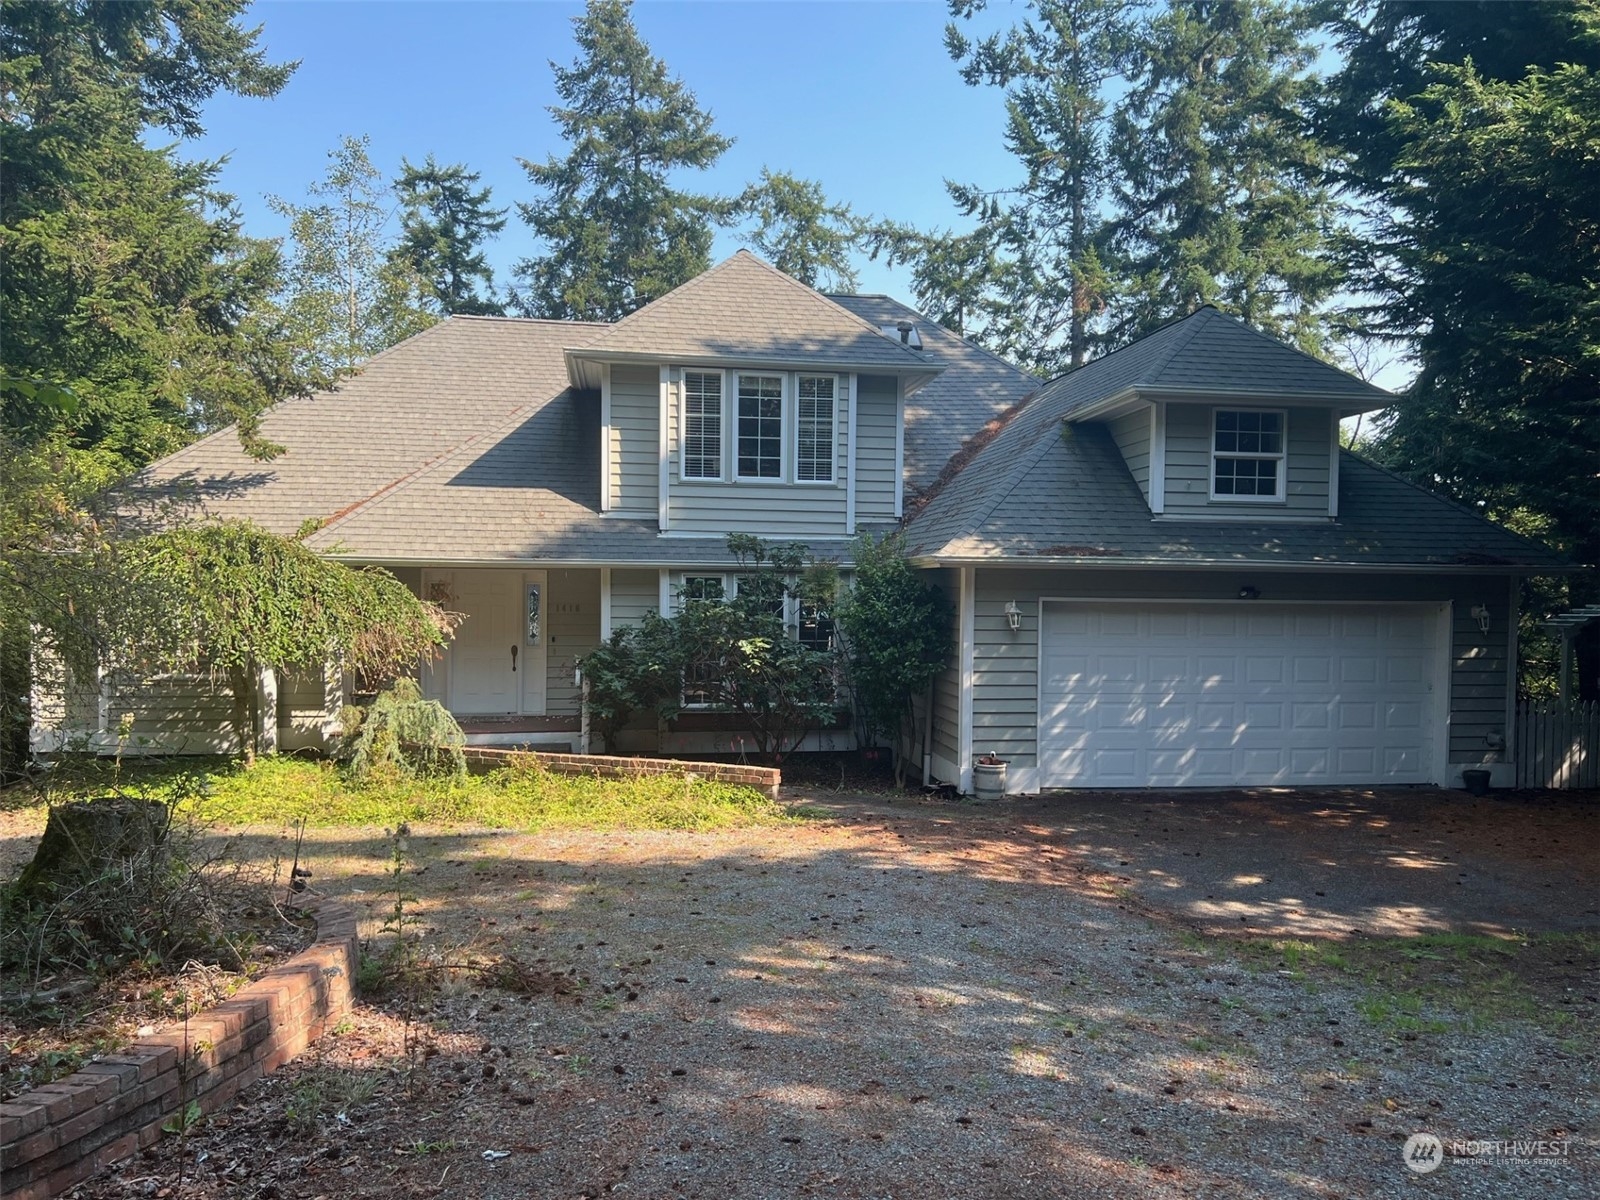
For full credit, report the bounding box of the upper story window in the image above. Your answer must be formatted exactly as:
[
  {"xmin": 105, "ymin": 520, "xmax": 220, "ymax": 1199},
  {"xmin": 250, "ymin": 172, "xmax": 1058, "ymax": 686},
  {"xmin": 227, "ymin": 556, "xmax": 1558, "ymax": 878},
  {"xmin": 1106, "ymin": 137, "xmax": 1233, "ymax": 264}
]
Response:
[
  {"xmin": 1211, "ymin": 409, "xmax": 1285, "ymax": 501},
  {"xmin": 795, "ymin": 375, "xmax": 836, "ymax": 483},
  {"xmin": 681, "ymin": 372, "xmax": 723, "ymax": 480},
  {"xmin": 736, "ymin": 373, "xmax": 784, "ymax": 480},
  {"xmin": 675, "ymin": 368, "xmax": 845, "ymax": 486}
]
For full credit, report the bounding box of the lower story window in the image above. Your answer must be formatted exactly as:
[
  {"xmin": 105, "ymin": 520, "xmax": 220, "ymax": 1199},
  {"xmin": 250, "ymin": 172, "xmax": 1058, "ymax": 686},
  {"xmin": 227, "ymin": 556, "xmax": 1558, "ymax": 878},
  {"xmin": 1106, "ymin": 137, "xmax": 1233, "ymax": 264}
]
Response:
[
  {"xmin": 682, "ymin": 575, "xmax": 726, "ymax": 603},
  {"xmin": 682, "ymin": 656, "xmax": 721, "ymax": 707}
]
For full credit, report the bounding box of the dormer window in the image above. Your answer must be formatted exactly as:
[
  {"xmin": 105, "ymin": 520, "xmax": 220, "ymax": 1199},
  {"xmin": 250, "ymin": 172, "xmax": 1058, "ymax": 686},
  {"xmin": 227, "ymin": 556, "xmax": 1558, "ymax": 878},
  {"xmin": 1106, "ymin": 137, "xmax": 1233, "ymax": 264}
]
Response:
[
  {"xmin": 681, "ymin": 372, "xmax": 723, "ymax": 480},
  {"xmin": 1211, "ymin": 409, "xmax": 1285, "ymax": 501},
  {"xmin": 795, "ymin": 375, "xmax": 836, "ymax": 482},
  {"xmin": 736, "ymin": 373, "xmax": 784, "ymax": 479}
]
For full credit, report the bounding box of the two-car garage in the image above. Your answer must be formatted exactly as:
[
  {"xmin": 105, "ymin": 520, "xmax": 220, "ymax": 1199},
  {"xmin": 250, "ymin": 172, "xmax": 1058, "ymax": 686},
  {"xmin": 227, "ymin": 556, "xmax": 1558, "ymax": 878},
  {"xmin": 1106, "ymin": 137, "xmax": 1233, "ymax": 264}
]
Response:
[{"xmin": 1036, "ymin": 602, "xmax": 1447, "ymax": 788}]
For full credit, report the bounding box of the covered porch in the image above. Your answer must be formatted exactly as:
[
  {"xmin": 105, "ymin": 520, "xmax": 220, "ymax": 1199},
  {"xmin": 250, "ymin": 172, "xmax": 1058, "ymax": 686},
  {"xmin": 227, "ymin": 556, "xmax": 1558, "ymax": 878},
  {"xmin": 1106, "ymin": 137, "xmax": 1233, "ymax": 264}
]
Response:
[{"xmin": 388, "ymin": 565, "xmax": 603, "ymax": 751}]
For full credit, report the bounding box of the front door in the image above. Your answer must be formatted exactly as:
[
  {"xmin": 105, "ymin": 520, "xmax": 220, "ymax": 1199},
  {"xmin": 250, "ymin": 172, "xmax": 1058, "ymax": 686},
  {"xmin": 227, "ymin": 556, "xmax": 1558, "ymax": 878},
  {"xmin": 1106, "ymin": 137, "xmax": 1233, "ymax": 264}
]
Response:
[{"xmin": 441, "ymin": 571, "xmax": 522, "ymax": 715}]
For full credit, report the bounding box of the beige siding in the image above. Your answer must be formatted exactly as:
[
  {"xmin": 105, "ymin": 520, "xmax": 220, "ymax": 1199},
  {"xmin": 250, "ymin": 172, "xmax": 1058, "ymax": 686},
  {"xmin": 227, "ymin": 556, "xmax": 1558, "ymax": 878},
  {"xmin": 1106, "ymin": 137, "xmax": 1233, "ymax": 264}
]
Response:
[
  {"xmin": 277, "ymin": 665, "xmax": 340, "ymax": 752},
  {"xmin": 930, "ymin": 569, "xmax": 961, "ymax": 772},
  {"xmin": 546, "ymin": 569, "xmax": 601, "ymax": 716},
  {"xmin": 664, "ymin": 369, "xmax": 852, "ymax": 536},
  {"xmin": 103, "ymin": 670, "xmax": 237, "ymax": 754},
  {"xmin": 29, "ymin": 651, "xmax": 100, "ymax": 751},
  {"xmin": 1163, "ymin": 405, "xmax": 1331, "ymax": 517},
  {"xmin": 609, "ymin": 364, "xmax": 659, "ymax": 516},
  {"xmin": 611, "ymin": 568, "xmax": 662, "ymax": 627},
  {"xmin": 855, "ymin": 374, "xmax": 898, "ymax": 520},
  {"xmin": 966, "ymin": 568, "xmax": 1513, "ymax": 774},
  {"xmin": 1107, "ymin": 409, "xmax": 1152, "ymax": 504}
]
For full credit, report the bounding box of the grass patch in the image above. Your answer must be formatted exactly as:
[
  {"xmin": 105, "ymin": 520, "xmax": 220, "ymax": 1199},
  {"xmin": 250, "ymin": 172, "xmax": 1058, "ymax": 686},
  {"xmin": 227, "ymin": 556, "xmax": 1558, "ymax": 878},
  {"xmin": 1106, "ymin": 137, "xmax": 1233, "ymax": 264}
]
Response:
[
  {"xmin": 1207, "ymin": 931, "xmax": 1597, "ymax": 1036},
  {"xmin": 30, "ymin": 755, "xmax": 793, "ymax": 832}
]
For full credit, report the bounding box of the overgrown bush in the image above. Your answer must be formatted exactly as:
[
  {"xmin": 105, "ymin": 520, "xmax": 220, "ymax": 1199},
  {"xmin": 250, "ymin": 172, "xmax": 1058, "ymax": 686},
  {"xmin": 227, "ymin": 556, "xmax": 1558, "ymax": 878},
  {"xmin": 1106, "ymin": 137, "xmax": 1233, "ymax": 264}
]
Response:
[
  {"xmin": 339, "ymin": 678, "xmax": 466, "ymax": 779},
  {"xmin": 579, "ymin": 628, "xmax": 677, "ymax": 753},
  {"xmin": 835, "ymin": 532, "xmax": 952, "ymax": 786}
]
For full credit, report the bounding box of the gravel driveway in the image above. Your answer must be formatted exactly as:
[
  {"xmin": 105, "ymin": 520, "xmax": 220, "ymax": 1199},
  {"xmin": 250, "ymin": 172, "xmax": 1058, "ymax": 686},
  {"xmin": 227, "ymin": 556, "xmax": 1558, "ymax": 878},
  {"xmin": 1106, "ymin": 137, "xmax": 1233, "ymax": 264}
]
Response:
[
  {"xmin": 987, "ymin": 787, "xmax": 1600, "ymax": 938},
  {"xmin": 45, "ymin": 788, "xmax": 1600, "ymax": 1199}
]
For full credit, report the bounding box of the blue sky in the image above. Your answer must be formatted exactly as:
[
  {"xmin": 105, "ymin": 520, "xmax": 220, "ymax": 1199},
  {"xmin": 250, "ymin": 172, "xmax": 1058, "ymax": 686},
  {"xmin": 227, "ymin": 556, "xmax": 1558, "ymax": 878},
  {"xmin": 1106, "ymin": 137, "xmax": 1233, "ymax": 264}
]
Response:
[{"xmin": 191, "ymin": 1, "xmax": 1020, "ymax": 301}]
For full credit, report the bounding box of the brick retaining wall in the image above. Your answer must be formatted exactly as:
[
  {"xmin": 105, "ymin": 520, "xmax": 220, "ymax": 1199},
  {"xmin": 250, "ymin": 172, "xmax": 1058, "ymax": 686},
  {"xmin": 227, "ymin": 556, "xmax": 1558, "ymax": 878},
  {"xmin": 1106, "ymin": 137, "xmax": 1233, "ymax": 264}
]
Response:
[
  {"xmin": 462, "ymin": 747, "xmax": 781, "ymax": 799},
  {"xmin": 0, "ymin": 901, "xmax": 359, "ymax": 1200}
]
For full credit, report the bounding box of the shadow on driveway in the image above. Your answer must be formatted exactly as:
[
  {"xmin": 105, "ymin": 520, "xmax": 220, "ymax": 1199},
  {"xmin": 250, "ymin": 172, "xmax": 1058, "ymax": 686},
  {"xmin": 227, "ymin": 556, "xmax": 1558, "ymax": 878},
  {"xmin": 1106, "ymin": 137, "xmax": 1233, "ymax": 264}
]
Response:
[{"xmin": 986, "ymin": 786, "xmax": 1600, "ymax": 938}]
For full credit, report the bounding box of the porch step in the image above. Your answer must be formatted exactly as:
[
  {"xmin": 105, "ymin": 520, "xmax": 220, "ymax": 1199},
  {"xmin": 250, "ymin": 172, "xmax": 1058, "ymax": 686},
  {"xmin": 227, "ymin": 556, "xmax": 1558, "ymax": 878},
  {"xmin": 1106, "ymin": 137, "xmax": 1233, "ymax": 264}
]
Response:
[{"xmin": 464, "ymin": 730, "xmax": 578, "ymax": 751}]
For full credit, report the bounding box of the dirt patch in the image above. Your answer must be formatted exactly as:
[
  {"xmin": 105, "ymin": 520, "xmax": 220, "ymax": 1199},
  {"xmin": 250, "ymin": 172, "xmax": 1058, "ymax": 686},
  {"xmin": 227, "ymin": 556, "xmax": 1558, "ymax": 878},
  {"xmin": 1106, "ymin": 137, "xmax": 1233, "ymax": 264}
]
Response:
[{"xmin": 39, "ymin": 790, "xmax": 1596, "ymax": 1199}]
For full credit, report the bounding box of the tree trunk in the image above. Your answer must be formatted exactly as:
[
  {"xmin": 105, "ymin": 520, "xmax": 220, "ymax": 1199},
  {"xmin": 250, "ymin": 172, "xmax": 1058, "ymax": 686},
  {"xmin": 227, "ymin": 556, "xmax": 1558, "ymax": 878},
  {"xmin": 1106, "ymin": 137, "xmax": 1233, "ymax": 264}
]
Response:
[
  {"xmin": 12, "ymin": 796, "xmax": 170, "ymax": 901},
  {"xmin": 227, "ymin": 662, "xmax": 258, "ymax": 765}
]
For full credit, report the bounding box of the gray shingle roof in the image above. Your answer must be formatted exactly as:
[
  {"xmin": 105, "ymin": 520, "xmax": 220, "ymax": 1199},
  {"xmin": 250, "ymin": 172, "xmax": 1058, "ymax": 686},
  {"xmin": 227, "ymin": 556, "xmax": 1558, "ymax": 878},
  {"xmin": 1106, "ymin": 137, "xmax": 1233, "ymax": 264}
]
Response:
[
  {"xmin": 1036, "ymin": 305, "xmax": 1391, "ymax": 417},
  {"xmin": 569, "ymin": 251, "xmax": 941, "ymax": 373},
  {"xmin": 302, "ymin": 390, "xmax": 857, "ymax": 565},
  {"xmin": 120, "ymin": 317, "xmax": 606, "ymax": 539},
  {"xmin": 826, "ymin": 294, "xmax": 1039, "ymax": 498},
  {"xmin": 122, "ymin": 274, "xmax": 1559, "ymax": 573},
  {"xmin": 907, "ymin": 410, "xmax": 1566, "ymax": 570}
]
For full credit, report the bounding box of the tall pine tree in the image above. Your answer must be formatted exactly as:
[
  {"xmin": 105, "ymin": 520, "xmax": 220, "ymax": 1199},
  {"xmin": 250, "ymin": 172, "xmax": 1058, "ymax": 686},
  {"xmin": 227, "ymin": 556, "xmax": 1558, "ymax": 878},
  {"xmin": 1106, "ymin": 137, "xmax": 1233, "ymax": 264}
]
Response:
[
  {"xmin": 269, "ymin": 135, "xmax": 438, "ymax": 377},
  {"xmin": 940, "ymin": 0, "xmax": 1129, "ymax": 370},
  {"xmin": 392, "ymin": 156, "xmax": 507, "ymax": 316},
  {"xmin": 1107, "ymin": 0, "xmax": 1338, "ymax": 353},
  {"xmin": 1322, "ymin": 2, "xmax": 1600, "ymax": 698},
  {"xmin": 512, "ymin": 0, "xmax": 733, "ymax": 321},
  {"xmin": 1, "ymin": 0, "xmax": 298, "ymax": 777},
  {"xmin": 737, "ymin": 169, "xmax": 865, "ymax": 292}
]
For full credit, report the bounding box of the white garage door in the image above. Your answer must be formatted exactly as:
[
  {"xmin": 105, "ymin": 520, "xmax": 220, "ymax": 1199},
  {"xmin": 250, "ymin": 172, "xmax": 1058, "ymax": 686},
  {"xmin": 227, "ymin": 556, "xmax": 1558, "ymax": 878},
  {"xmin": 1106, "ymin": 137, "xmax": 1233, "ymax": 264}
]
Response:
[{"xmin": 1038, "ymin": 603, "xmax": 1443, "ymax": 788}]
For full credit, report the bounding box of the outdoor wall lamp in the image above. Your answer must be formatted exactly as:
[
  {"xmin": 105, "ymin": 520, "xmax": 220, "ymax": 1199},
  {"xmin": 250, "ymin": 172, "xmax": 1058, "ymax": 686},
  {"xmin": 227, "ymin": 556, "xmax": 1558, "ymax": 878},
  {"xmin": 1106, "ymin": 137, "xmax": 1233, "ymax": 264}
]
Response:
[
  {"xmin": 1238, "ymin": 585, "xmax": 1261, "ymax": 600},
  {"xmin": 1471, "ymin": 604, "xmax": 1491, "ymax": 635},
  {"xmin": 1004, "ymin": 600, "xmax": 1023, "ymax": 632}
]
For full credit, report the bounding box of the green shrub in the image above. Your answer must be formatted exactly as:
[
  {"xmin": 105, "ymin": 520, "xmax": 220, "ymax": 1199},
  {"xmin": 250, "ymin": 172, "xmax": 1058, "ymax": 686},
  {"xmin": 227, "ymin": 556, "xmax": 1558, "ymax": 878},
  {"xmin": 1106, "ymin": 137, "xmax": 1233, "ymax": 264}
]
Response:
[{"xmin": 339, "ymin": 678, "xmax": 466, "ymax": 779}]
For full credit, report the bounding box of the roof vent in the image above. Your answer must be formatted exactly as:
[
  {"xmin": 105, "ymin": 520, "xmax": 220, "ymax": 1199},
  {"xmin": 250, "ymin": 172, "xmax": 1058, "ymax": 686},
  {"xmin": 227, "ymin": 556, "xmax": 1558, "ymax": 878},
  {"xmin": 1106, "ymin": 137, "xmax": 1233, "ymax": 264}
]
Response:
[{"xmin": 881, "ymin": 322, "xmax": 922, "ymax": 349}]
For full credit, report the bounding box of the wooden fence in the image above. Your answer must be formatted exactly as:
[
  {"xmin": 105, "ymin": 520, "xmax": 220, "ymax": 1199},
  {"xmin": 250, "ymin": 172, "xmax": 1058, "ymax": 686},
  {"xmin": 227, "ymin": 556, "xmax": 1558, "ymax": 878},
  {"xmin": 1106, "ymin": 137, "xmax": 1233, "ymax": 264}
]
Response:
[{"xmin": 1514, "ymin": 701, "xmax": 1600, "ymax": 789}]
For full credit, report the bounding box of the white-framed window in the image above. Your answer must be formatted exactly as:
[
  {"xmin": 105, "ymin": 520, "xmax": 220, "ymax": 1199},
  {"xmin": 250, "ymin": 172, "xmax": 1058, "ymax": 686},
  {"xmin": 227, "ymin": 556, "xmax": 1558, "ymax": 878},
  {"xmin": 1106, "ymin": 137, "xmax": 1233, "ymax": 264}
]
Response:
[
  {"xmin": 736, "ymin": 373, "xmax": 784, "ymax": 480},
  {"xmin": 1211, "ymin": 408, "xmax": 1286, "ymax": 501},
  {"xmin": 681, "ymin": 371, "xmax": 723, "ymax": 480},
  {"xmin": 681, "ymin": 575, "xmax": 727, "ymax": 603},
  {"xmin": 795, "ymin": 375, "xmax": 836, "ymax": 482}
]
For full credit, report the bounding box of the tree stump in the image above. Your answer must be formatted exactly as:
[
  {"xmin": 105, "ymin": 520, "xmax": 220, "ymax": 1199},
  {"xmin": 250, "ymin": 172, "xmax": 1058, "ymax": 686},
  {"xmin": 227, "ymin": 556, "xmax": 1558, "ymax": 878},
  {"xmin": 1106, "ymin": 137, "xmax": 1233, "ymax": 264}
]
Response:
[{"xmin": 11, "ymin": 796, "xmax": 171, "ymax": 899}]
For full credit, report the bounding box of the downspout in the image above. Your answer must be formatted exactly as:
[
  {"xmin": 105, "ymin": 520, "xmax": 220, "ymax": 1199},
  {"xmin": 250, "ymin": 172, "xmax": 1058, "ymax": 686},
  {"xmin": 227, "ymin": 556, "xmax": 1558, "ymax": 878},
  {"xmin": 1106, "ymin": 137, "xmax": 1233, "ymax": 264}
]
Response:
[{"xmin": 921, "ymin": 680, "xmax": 933, "ymax": 786}]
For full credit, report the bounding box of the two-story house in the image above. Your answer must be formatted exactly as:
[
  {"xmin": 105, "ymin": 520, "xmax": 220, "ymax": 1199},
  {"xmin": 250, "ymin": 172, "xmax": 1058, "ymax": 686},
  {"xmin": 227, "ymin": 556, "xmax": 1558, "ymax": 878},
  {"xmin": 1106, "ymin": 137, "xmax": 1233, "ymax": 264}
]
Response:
[{"xmin": 48, "ymin": 252, "xmax": 1566, "ymax": 792}]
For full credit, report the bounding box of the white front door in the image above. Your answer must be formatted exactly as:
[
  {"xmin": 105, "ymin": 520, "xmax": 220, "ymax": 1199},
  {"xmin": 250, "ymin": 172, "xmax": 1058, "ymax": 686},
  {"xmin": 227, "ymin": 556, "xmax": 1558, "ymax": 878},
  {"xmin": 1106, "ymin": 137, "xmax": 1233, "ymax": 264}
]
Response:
[
  {"xmin": 1038, "ymin": 602, "xmax": 1445, "ymax": 788},
  {"xmin": 441, "ymin": 571, "xmax": 522, "ymax": 715}
]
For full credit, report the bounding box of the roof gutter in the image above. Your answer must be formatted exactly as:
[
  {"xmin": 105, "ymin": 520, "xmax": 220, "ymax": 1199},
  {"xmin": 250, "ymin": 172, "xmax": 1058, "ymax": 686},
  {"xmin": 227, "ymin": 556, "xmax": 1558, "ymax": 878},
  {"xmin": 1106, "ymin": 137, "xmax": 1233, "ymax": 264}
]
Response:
[
  {"xmin": 328, "ymin": 553, "xmax": 861, "ymax": 571},
  {"xmin": 564, "ymin": 347, "xmax": 944, "ymax": 392},
  {"xmin": 907, "ymin": 555, "xmax": 1577, "ymax": 576}
]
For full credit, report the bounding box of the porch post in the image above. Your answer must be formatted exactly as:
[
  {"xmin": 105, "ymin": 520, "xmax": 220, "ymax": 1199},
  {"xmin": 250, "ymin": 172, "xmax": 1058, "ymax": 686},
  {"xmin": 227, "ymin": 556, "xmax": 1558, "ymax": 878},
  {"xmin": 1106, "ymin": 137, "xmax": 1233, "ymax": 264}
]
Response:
[{"xmin": 579, "ymin": 674, "xmax": 591, "ymax": 755}]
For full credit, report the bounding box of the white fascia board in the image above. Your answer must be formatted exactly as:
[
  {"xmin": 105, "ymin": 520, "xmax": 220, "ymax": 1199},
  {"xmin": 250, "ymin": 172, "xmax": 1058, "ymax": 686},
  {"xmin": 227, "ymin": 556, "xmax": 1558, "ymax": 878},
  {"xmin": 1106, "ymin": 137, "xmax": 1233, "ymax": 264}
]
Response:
[
  {"xmin": 907, "ymin": 555, "xmax": 1553, "ymax": 575},
  {"xmin": 1136, "ymin": 385, "xmax": 1391, "ymax": 413},
  {"xmin": 1149, "ymin": 402, "xmax": 1166, "ymax": 514}
]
